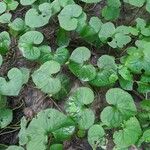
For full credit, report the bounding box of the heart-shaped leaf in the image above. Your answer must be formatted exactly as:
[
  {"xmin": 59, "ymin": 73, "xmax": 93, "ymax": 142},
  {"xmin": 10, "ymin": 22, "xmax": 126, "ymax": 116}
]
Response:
[
  {"xmin": 32, "ymin": 61, "xmax": 61, "ymax": 95},
  {"xmin": 0, "ymin": 68, "xmax": 24, "ymax": 96},
  {"xmin": 100, "ymin": 88, "xmax": 137, "ymax": 127},
  {"xmin": 90, "ymin": 55, "xmax": 118, "ymax": 87},
  {"xmin": 113, "ymin": 117, "xmax": 142, "ymax": 149},
  {"xmin": 58, "ymin": 4, "xmax": 83, "ymax": 31},
  {"xmin": 25, "ymin": 3, "xmax": 52, "ymax": 28},
  {"xmin": 69, "ymin": 47, "xmax": 96, "ymax": 81},
  {"xmin": 18, "ymin": 31, "xmax": 44, "ymax": 60},
  {"xmin": 24, "ymin": 108, "xmax": 75, "ymax": 150},
  {"xmin": 66, "ymin": 87, "xmax": 95, "ymax": 129},
  {"xmin": 88, "ymin": 124, "xmax": 105, "ymax": 150}
]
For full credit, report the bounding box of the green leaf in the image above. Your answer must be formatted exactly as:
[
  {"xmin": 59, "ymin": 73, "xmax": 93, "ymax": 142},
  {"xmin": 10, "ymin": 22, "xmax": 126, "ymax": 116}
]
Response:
[
  {"xmin": 6, "ymin": 146, "xmax": 24, "ymax": 150},
  {"xmin": 124, "ymin": 41, "xmax": 150, "ymax": 74},
  {"xmin": 70, "ymin": 47, "xmax": 91, "ymax": 64},
  {"xmin": 5, "ymin": 0, "xmax": 19, "ymax": 10},
  {"xmin": 53, "ymin": 74, "xmax": 71, "ymax": 100},
  {"xmin": 20, "ymin": 68, "xmax": 30, "ymax": 84},
  {"xmin": 57, "ymin": 28, "xmax": 70, "ymax": 47},
  {"xmin": 78, "ymin": 108, "xmax": 95, "ymax": 130},
  {"xmin": 139, "ymin": 129, "xmax": 150, "ymax": 144},
  {"xmin": 100, "ymin": 88, "xmax": 137, "ymax": 127},
  {"xmin": 88, "ymin": 124, "xmax": 105, "ymax": 150},
  {"xmin": 102, "ymin": 6, "xmax": 120, "ymax": 20},
  {"xmin": 50, "ymin": 144, "xmax": 63, "ymax": 150},
  {"xmin": 26, "ymin": 108, "xmax": 75, "ymax": 150},
  {"xmin": 69, "ymin": 47, "xmax": 96, "ymax": 81},
  {"xmin": 99, "ymin": 22, "xmax": 115, "ymax": 42},
  {"xmin": 20, "ymin": 0, "xmax": 37, "ymax": 5},
  {"xmin": 32, "ymin": 61, "xmax": 61, "ymax": 95},
  {"xmin": 80, "ymin": 0, "xmax": 102, "ymax": 3},
  {"xmin": 19, "ymin": 117, "xmax": 28, "ymax": 146},
  {"xmin": 0, "ymin": 13, "xmax": 12, "ymax": 23},
  {"xmin": 70, "ymin": 87, "xmax": 94, "ymax": 105},
  {"xmin": 137, "ymin": 75, "xmax": 150, "ymax": 93},
  {"xmin": 90, "ymin": 55, "xmax": 118, "ymax": 87},
  {"xmin": 0, "ymin": 31, "xmax": 11, "ymax": 55},
  {"xmin": 66, "ymin": 87, "xmax": 95, "ymax": 129},
  {"xmin": 89, "ymin": 17, "xmax": 103, "ymax": 33},
  {"xmin": 18, "ymin": 31, "xmax": 44, "ymax": 60},
  {"xmin": 58, "ymin": 4, "xmax": 83, "ymax": 31},
  {"xmin": 113, "ymin": 117, "xmax": 142, "ymax": 149},
  {"xmin": 0, "ymin": 108, "xmax": 12, "ymax": 129},
  {"xmin": 0, "ymin": 54, "xmax": 3, "ymax": 66},
  {"xmin": 124, "ymin": 0, "xmax": 145, "ymax": 7},
  {"xmin": 25, "ymin": 3, "xmax": 52, "ymax": 28},
  {"xmin": 9, "ymin": 18, "xmax": 26, "ymax": 33},
  {"xmin": 108, "ymin": 32, "xmax": 131, "ymax": 48},
  {"xmin": 0, "ymin": 68, "xmax": 23, "ymax": 96},
  {"xmin": 0, "ymin": 2, "xmax": 7, "ymax": 14},
  {"xmin": 0, "ymin": 95, "xmax": 7, "ymax": 108}
]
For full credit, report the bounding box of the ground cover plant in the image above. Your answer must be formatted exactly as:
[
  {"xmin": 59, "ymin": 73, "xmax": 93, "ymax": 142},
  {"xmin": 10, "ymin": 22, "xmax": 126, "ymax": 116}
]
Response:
[{"xmin": 0, "ymin": 0, "xmax": 150, "ymax": 150}]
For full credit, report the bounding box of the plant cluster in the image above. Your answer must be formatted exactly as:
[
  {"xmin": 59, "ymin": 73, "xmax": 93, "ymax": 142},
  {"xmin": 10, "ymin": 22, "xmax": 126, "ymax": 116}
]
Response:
[{"xmin": 0, "ymin": 0, "xmax": 150, "ymax": 150}]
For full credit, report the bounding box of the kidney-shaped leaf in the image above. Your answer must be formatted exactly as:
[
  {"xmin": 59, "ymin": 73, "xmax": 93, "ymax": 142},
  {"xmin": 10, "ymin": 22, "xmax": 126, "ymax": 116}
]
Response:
[
  {"xmin": 88, "ymin": 124, "xmax": 105, "ymax": 150},
  {"xmin": 25, "ymin": 3, "xmax": 52, "ymax": 28},
  {"xmin": 25, "ymin": 108, "xmax": 75, "ymax": 150},
  {"xmin": 58, "ymin": 4, "xmax": 83, "ymax": 31},
  {"xmin": 32, "ymin": 61, "xmax": 61, "ymax": 95},
  {"xmin": 100, "ymin": 88, "xmax": 137, "ymax": 127},
  {"xmin": 113, "ymin": 117, "xmax": 142, "ymax": 149},
  {"xmin": 0, "ymin": 68, "xmax": 23, "ymax": 96},
  {"xmin": 18, "ymin": 31, "xmax": 44, "ymax": 60}
]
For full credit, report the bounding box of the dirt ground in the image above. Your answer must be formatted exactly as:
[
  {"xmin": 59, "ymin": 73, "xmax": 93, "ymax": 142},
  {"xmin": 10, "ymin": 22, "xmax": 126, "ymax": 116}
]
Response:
[{"xmin": 0, "ymin": 0, "xmax": 149, "ymax": 149}]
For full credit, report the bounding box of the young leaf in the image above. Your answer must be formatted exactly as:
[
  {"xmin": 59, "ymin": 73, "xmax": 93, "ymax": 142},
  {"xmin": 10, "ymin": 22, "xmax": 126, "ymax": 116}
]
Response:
[
  {"xmin": 0, "ymin": 108, "xmax": 12, "ymax": 129},
  {"xmin": 90, "ymin": 55, "xmax": 118, "ymax": 87},
  {"xmin": 58, "ymin": 4, "xmax": 83, "ymax": 31},
  {"xmin": 0, "ymin": 31, "xmax": 11, "ymax": 55},
  {"xmin": 32, "ymin": 61, "xmax": 61, "ymax": 95},
  {"xmin": 69, "ymin": 47, "xmax": 96, "ymax": 81},
  {"xmin": 113, "ymin": 117, "xmax": 142, "ymax": 149},
  {"xmin": 100, "ymin": 88, "xmax": 137, "ymax": 127},
  {"xmin": 0, "ymin": 68, "xmax": 24, "ymax": 96},
  {"xmin": 88, "ymin": 124, "xmax": 105, "ymax": 150},
  {"xmin": 18, "ymin": 31, "xmax": 44, "ymax": 60},
  {"xmin": 25, "ymin": 3, "xmax": 52, "ymax": 28}
]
